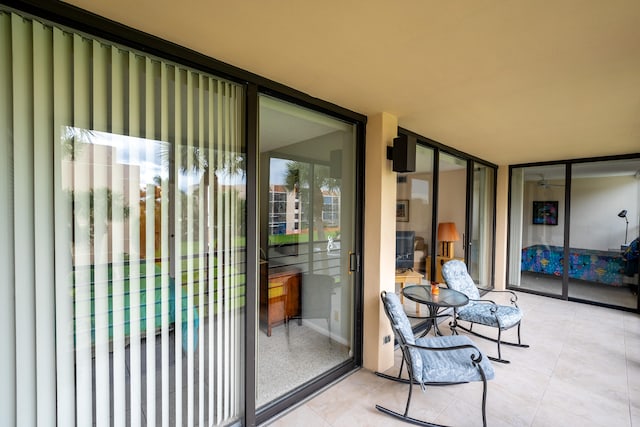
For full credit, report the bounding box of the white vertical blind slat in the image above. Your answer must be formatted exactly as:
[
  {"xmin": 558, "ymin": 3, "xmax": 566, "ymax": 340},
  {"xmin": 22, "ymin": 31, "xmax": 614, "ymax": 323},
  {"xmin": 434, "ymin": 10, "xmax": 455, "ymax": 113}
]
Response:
[
  {"xmin": 215, "ymin": 79, "xmax": 224, "ymax": 425},
  {"xmin": 52, "ymin": 25, "xmax": 76, "ymax": 426},
  {"xmin": 222, "ymin": 83, "xmax": 235, "ymax": 419},
  {"xmin": 0, "ymin": 12, "xmax": 16, "ymax": 427},
  {"xmin": 144, "ymin": 56, "xmax": 157, "ymax": 427},
  {"xmin": 186, "ymin": 70, "xmax": 195, "ymax": 427},
  {"xmin": 207, "ymin": 77, "xmax": 216, "ymax": 425},
  {"xmin": 72, "ymin": 32, "xmax": 93, "ymax": 427},
  {"xmin": 111, "ymin": 46, "xmax": 127, "ymax": 427},
  {"xmin": 174, "ymin": 65, "xmax": 184, "ymax": 427},
  {"xmin": 160, "ymin": 62, "xmax": 170, "ymax": 427},
  {"xmin": 230, "ymin": 84, "xmax": 240, "ymax": 415},
  {"xmin": 198, "ymin": 74, "xmax": 206, "ymax": 427},
  {"xmin": 93, "ymin": 39, "xmax": 111, "ymax": 427},
  {"xmin": 33, "ymin": 22, "xmax": 57, "ymax": 426},
  {"xmin": 128, "ymin": 50, "xmax": 143, "ymax": 427},
  {"xmin": 12, "ymin": 14, "xmax": 37, "ymax": 427}
]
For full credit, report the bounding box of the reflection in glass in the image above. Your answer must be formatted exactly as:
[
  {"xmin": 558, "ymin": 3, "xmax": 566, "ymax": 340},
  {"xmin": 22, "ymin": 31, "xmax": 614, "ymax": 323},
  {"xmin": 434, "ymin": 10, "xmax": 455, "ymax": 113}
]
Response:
[
  {"xmin": 510, "ymin": 160, "xmax": 639, "ymax": 310},
  {"xmin": 568, "ymin": 159, "xmax": 640, "ymax": 308},
  {"xmin": 435, "ymin": 153, "xmax": 467, "ymax": 282},
  {"xmin": 470, "ymin": 163, "xmax": 495, "ymax": 287},
  {"xmin": 49, "ymin": 26, "xmax": 246, "ymax": 426},
  {"xmin": 257, "ymin": 95, "xmax": 356, "ymax": 406},
  {"xmin": 509, "ymin": 165, "xmax": 566, "ymax": 296},
  {"xmin": 395, "ymin": 145, "xmax": 434, "ymax": 276}
]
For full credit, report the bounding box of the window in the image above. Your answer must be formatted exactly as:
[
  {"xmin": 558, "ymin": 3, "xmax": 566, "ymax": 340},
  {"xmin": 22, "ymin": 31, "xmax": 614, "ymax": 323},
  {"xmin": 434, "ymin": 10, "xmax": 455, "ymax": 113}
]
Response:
[{"xmin": 1, "ymin": 12, "xmax": 245, "ymax": 425}]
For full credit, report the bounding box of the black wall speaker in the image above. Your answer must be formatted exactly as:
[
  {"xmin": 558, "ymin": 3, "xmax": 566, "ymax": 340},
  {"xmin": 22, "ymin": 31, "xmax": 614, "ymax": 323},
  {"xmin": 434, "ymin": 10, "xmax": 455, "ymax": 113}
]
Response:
[{"xmin": 387, "ymin": 134, "xmax": 416, "ymax": 172}]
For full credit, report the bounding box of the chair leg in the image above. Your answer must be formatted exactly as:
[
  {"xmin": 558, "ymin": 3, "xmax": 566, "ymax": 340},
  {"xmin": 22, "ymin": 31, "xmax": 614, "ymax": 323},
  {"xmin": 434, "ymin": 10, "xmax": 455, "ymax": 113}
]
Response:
[
  {"xmin": 455, "ymin": 320, "xmax": 528, "ymax": 363},
  {"xmin": 479, "ymin": 365, "xmax": 488, "ymax": 427},
  {"xmin": 494, "ymin": 329, "xmax": 506, "ymax": 363}
]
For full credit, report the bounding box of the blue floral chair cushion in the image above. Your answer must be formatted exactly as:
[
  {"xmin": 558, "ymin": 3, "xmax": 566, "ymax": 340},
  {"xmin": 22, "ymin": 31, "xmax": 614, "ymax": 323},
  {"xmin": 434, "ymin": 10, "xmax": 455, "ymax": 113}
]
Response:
[
  {"xmin": 458, "ymin": 303, "xmax": 521, "ymax": 328},
  {"xmin": 383, "ymin": 292, "xmax": 423, "ymax": 382},
  {"xmin": 441, "ymin": 259, "xmax": 528, "ymax": 363},
  {"xmin": 381, "ymin": 292, "xmax": 494, "ymax": 386},
  {"xmin": 415, "ymin": 335, "xmax": 495, "ymax": 383},
  {"xmin": 441, "ymin": 259, "xmax": 523, "ymax": 329}
]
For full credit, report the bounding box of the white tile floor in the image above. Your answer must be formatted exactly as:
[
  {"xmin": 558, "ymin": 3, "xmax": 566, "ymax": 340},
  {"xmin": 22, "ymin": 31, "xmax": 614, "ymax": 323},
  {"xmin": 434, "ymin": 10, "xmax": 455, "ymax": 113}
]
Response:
[{"xmin": 265, "ymin": 291, "xmax": 640, "ymax": 427}]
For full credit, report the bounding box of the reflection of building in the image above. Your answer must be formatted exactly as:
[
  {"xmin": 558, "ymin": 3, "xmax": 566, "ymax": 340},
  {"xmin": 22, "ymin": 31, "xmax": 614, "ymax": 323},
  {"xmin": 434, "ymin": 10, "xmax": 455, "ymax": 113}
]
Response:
[
  {"xmin": 268, "ymin": 185, "xmax": 290, "ymax": 235},
  {"xmin": 322, "ymin": 191, "xmax": 340, "ymax": 227},
  {"xmin": 268, "ymin": 185, "xmax": 340, "ymax": 235}
]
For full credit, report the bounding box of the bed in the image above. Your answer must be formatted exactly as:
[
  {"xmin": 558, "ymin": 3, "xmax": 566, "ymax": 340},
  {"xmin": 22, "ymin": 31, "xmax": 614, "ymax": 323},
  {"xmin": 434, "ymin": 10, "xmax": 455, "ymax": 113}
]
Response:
[{"xmin": 521, "ymin": 245, "xmax": 625, "ymax": 286}]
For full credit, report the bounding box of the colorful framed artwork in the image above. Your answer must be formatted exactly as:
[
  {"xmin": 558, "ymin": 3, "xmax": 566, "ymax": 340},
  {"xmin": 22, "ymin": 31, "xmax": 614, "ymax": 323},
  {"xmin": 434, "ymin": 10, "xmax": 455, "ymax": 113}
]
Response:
[{"xmin": 532, "ymin": 201, "xmax": 558, "ymax": 225}]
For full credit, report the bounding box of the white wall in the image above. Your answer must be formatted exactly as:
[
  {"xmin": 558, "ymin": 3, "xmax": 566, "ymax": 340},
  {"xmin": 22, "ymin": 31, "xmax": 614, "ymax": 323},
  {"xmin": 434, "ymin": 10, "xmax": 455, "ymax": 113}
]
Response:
[
  {"xmin": 570, "ymin": 176, "xmax": 639, "ymax": 250},
  {"xmin": 396, "ymin": 173, "xmax": 432, "ymax": 247},
  {"xmin": 438, "ymin": 169, "xmax": 467, "ymax": 256},
  {"xmin": 522, "ymin": 175, "xmax": 639, "ymax": 250}
]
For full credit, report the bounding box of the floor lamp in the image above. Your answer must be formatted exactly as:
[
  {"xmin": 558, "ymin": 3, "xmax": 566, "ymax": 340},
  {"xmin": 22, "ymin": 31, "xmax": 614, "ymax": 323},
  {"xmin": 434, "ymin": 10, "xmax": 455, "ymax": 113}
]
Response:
[
  {"xmin": 618, "ymin": 209, "xmax": 629, "ymax": 245},
  {"xmin": 437, "ymin": 222, "xmax": 460, "ymax": 258}
]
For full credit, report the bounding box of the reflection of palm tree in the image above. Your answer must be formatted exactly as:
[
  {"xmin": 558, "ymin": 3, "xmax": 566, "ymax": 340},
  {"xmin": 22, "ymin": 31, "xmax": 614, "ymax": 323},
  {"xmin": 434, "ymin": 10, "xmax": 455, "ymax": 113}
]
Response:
[
  {"xmin": 284, "ymin": 161, "xmax": 339, "ymax": 241},
  {"xmin": 69, "ymin": 187, "xmax": 130, "ymax": 263},
  {"xmin": 159, "ymin": 144, "xmax": 245, "ymax": 177},
  {"xmin": 61, "ymin": 126, "xmax": 95, "ymax": 160}
]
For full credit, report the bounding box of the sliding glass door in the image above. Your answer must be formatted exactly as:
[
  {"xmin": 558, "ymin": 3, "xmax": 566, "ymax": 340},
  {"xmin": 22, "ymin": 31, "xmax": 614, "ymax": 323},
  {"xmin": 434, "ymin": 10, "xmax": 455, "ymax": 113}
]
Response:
[
  {"xmin": 509, "ymin": 159, "xmax": 639, "ymax": 310},
  {"xmin": 435, "ymin": 152, "xmax": 467, "ymax": 281},
  {"xmin": 1, "ymin": 12, "xmax": 245, "ymax": 426},
  {"xmin": 469, "ymin": 162, "xmax": 495, "ymax": 287},
  {"xmin": 568, "ymin": 159, "xmax": 640, "ymax": 308},
  {"xmin": 256, "ymin": 95, "xmax": 357, "ymax": 410},
  {"xmin": 509, "ymin": 165, "xmax": 566, "ymax": 297},
  {"xmin": 393, "ymin": 136, "xmax": 497, "ymax": 313}
]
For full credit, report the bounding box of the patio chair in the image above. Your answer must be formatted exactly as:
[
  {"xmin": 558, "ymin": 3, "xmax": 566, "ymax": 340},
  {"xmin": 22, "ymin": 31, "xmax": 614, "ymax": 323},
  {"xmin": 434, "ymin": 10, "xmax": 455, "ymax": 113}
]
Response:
[
  {"xmin": 376, "ymin": 291, "xmax": 494, "ymax": 427},
  {"xmin": 441, "ymin": 259, "xmax": 529, "ymax": 364}
]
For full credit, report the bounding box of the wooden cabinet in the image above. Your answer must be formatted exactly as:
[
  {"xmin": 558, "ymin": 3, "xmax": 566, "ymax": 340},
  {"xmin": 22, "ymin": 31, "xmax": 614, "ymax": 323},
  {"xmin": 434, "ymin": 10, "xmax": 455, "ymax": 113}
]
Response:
[
  {"xmin": 426, "ymin": 256, "xmax": 463, "ymax": 283},
  {"xmin": 259, "ymin": 264, "xmax": 301, "ymax": 336}
]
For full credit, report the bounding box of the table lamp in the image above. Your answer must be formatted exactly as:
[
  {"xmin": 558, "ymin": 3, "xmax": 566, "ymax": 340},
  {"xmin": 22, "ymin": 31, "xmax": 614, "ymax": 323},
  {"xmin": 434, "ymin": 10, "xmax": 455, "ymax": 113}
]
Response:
[{"xmin": 437, "ymin": 222, "xmax": 460, "ymax": 258}]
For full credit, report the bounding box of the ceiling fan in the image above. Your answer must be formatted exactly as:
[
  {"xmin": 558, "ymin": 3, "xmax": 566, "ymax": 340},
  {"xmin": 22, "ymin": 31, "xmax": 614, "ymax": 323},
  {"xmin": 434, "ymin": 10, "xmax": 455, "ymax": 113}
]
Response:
[{"xmin": 536, "ymin": 174, "xmax": 564, "ymax": 189}]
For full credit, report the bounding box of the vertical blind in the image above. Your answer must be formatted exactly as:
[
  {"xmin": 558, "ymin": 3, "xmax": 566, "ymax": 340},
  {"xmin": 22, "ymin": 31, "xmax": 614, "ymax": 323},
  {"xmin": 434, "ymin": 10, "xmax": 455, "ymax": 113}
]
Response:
[{"xmin": 0, "ymin": 11, "xmax": 246, "ymax": 426}]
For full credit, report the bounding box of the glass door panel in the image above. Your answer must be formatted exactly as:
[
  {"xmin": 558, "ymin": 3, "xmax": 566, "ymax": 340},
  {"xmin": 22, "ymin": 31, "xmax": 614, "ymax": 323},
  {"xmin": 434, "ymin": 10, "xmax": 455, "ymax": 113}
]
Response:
[
  {"xmin": 395, "ymin": 145, "xmax": 434, "ymax": 278},
  {"xmin": 469, "ymin": 163, "xmax": 495, "ymax": 287},
  {"xmin": 568, "ymin": 159, "xmax": 640, "ymax": 308},
  {"xmin": 48, "ymin": 32, "xmax": 246, "ymax": 426},
  {"xmin": 435, "ymin": 153, "xmax": 467, "ymax": 283},
  {"xmin": 509, "ymin": 165, "xmax": 566, "ymax": 296},
  {"xmin": 257, "ymin": 95, "xmax": 356, "ymax": 406}
]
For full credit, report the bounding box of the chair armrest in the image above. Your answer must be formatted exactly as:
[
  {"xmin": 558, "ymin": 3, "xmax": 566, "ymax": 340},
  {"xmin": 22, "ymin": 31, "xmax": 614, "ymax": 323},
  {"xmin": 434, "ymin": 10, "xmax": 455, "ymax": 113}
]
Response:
[
  {"xmin": 468, "ymin": 298, "xmax": 499, "ymax": 314},
  {"xmin": 406, "ymin": 341, "xmax": 485, "ymax": 363},
  {"xmin": 477, "ymin": 288, "xmax": 519, "ymax": 306}
]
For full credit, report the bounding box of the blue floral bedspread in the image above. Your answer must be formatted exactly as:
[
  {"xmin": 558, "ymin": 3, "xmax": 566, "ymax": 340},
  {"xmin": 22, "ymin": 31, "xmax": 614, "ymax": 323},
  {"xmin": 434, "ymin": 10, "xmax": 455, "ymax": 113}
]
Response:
[{"xmin": 521, "ymin": 245, "xmax": 625, "ymax": 286}]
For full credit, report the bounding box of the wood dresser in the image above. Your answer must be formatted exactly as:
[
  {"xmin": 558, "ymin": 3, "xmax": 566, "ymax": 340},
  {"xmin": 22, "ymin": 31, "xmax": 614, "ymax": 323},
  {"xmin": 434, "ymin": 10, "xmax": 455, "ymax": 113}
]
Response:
[{"xmin": 259, "ymin": 263, "xmax": 301, "ymax": 336}]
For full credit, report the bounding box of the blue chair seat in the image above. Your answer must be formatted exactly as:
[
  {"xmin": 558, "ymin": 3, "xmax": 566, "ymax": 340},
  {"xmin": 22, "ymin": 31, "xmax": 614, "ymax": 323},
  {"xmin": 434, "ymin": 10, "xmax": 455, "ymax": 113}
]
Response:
[
  {"xmin": 442, "ymin": 259, "xmax": 529, "ymax": 363},
  {"xmin": 416, "ymin": 335, "xmax": 495, "ymax": 384},
  {"xmin": 458, "ymin": 303, "xmax": 522, "ymax": 329}
]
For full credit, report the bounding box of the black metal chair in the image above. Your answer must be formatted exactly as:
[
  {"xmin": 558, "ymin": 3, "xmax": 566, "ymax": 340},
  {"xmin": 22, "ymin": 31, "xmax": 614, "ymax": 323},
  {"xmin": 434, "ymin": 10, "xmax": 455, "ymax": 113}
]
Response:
[
  {"xmin": 376, "ymin": 291, "xmax": 494, "ymax": 427},
  {"xmin": 441, "ymin": 259, "xmax": 529, "ymax": 363}
]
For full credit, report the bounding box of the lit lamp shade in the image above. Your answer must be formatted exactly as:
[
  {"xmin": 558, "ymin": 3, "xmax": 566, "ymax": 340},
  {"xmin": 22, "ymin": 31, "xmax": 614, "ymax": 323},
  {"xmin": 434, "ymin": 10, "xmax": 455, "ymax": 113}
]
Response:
[{"xmin": 437, "ymin": 222, "xmax": 460, "ymax": 258}]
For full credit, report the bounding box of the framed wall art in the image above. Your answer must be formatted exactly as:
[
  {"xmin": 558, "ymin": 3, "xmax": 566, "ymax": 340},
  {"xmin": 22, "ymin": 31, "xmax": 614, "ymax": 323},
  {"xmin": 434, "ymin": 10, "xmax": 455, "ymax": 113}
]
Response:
[
  {"xmin": 532, "ymin": 201, "xmax": 558, "ymax": 225},
  {"xmin": 396, "ymin": 200, "xmax": 409, "ymax": 222}
]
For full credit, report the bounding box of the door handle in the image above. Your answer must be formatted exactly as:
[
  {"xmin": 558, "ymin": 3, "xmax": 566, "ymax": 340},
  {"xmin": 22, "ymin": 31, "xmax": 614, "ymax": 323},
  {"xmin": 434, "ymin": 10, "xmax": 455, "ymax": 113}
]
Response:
[{"xmin": 349, "ymin": 251, "xmax": 360, "ymax": 274}]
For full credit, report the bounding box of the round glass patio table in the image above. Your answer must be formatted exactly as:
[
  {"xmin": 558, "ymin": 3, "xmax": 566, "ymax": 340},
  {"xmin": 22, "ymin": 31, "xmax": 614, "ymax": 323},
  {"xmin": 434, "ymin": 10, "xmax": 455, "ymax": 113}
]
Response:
[{"xmin": 402, "ymin": 285, "xmax": 469, "ymax": 336}]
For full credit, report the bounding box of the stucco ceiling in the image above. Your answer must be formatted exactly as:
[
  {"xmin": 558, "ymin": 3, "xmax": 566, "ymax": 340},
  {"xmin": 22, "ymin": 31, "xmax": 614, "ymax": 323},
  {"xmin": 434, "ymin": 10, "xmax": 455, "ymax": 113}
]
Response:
[{"xmin": 65, "ymin": 0, "xmax": 640, "ymax": 166}]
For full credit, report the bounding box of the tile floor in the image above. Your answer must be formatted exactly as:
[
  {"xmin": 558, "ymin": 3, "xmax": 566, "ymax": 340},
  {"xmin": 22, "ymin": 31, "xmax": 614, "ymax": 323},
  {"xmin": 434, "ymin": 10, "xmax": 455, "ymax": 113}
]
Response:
[{"xmin": 266, "ymin": 291, "xmax": 640, "ymax": 427}]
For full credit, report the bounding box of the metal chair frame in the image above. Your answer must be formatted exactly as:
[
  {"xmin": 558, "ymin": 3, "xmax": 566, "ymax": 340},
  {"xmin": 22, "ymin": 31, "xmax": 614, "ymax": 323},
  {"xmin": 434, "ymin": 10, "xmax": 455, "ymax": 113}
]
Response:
[
  {"xmin": 442, "ymin": 260, "xmax": 529, "ymax": 364},
  {"xmin": 375, "ymin": 291, "xmax": 491, "ymax": 427}
]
